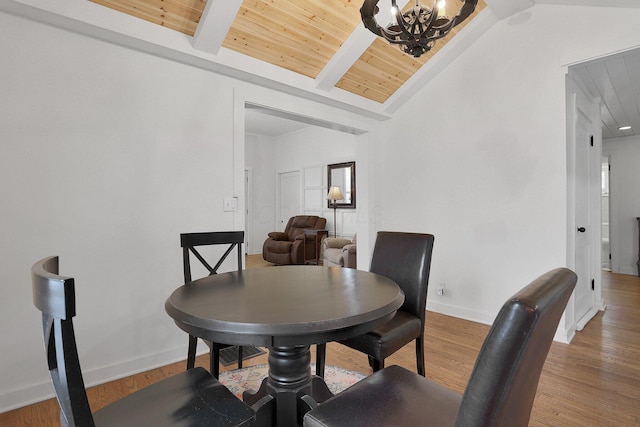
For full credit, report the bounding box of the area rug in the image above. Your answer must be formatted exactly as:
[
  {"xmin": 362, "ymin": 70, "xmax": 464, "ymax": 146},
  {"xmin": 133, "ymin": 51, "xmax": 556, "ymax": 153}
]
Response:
[
  {"xmin": 219, "ymin": 363, "xmax": 366, "ymax": 399},
  {"xmin": 219, "ymin": 345, "xmax": 266, "ymax": 366}
]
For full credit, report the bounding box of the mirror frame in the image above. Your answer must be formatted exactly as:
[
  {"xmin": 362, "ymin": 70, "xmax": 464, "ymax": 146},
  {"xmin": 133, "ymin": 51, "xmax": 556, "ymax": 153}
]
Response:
[{"xmin": 327, "ymin": 161, "xmax": 356, "ymax": 209}]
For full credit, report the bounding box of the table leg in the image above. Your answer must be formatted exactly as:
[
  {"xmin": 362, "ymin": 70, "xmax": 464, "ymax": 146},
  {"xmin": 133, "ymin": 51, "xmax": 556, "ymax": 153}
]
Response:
[{"xmin": 243, "ymin": 345, "xmax": 334, "ymax": 426}]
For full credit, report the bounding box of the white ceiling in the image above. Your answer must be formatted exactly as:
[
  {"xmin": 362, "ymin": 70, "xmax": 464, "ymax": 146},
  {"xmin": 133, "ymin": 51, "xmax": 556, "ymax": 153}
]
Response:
[
  {"xmin": 245, "ymin": 109, "xmax": 310, "ymax": 138},
  {"xmin": 571, "ymin": 46, "xmax": 640, "ymax": 140}
]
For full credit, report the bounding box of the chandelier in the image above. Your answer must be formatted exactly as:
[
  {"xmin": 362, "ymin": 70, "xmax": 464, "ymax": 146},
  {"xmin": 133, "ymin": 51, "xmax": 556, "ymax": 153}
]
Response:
[{"xmin": 360, "ymin": 0, "xmax": 478, "ymax": 58}]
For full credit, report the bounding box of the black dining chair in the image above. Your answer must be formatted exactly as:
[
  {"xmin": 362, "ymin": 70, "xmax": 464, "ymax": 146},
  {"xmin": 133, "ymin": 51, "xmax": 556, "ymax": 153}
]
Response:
[
  {"xmin": 181, "ymin": 231, "xmax": 245, "ymax": 378},
  {"xmin": 31, "ymin": 256, "xmax": 255, "ymax": 427},
  {"xmin": 316, "ymin": 231, "xmax": 434, "ymax": 378},
  {"xmin": 304, "ymin": 268, "xmax": 577, "ymax": 427}
]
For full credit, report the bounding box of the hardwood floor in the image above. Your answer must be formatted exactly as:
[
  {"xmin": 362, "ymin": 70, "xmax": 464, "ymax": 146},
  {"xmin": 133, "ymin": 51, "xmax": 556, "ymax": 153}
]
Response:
[{"xmin": 3, "ymin": 259, "xmax": 638, "ymax": 426}]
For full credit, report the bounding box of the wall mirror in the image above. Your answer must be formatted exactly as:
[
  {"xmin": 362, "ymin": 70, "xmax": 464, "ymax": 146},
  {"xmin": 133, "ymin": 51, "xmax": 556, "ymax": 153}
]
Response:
[{"xmin": 327, "ymin": 161, "xmax": 356, "ymax": 209}]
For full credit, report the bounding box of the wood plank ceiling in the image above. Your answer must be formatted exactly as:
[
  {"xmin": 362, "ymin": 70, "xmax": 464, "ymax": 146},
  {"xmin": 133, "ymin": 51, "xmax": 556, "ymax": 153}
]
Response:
[
  {"xmin": 571, "ymin": 49, "xmax": 640, "ymax": 139},
  {"xmin": 88, "ymin": 0, "xmax": 486, "ymax": 104}
]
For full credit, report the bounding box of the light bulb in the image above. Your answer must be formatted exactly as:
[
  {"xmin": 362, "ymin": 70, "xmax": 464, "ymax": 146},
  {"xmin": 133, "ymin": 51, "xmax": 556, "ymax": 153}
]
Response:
[{"xmin": 390, "ymin": 5, "xmax": 400, "ymax": 24}]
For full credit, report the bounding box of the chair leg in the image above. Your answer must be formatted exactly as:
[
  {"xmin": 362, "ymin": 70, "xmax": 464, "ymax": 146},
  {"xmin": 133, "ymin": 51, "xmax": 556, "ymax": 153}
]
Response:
[
  {"xmin": 416, "ymin": 336, "xmax": 425, "ymax": 376},
  {"xmin": 315, "ymin": 344, "xmax": 326, "ymax": 378},
  {"xmin": 371, "ymin": 357, "xmax": 384, "ymax": 372},
  {"xmin": 186, "ymin": 335, "xmax": 197, "ymax": 370},
  {"xmin": 237, "ymin": 346, "xmax": 243, "ymax": 369},
  {"xmin": 211, "ymin": 343, "xmax": 221, "ymax": 379}
]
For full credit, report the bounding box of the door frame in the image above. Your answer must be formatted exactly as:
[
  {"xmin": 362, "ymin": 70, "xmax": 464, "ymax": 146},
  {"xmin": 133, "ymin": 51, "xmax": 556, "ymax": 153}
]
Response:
[
  {"xmin": 565, "ymin": 72, "xmax": 605, "ymax": 342},
  {"xmin": 244, "ymin": 168, "xmax": 251, "ymax": 254},
  {"xmin": 601, "ymin": 157, "xmax": 612, "ymax": 272}
]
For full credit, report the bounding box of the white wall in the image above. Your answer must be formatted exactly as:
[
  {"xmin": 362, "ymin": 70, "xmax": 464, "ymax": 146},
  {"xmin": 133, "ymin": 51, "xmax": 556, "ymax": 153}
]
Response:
[
  {"xmin": 0, "ymin": 10, "xmax": 241, "ymax": 411},
  {"xmin": 275, "ymin": 126, "xmax": 358, "ymax": 239},
  {"xmin": 603, "ymin": 136, "xmax": 640, "ymax": 275},
  {"xmin": 372, "ymin": 4, "xmax": 640, "ymax": 324},
  {"xmin": 0, "ymin": 11, "xmax": 373, "ymax": 412}
]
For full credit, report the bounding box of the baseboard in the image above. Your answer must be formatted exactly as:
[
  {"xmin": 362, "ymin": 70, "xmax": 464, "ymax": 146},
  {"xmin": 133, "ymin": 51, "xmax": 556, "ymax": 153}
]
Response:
[
  {"xmin": 613, "ymin": 266, "xmax": 638, "ymax": 276},
  {"xmin": 575, "ymin": 306, "xmax": 600, "ymax": 332},
  {"xmin": 554, "ymin": 325, "xmax": 575, "ymax": 344},
  {"xmin": 0, "ymin": 346, "xmax": 205, "ymax": 414},
  {"xmin": 426, "ymin": 301, "xmax": 495, "ymax": 326},
  {"xmin": 427, "ymin": 301, "xmax": 578, "ymax": 345}
]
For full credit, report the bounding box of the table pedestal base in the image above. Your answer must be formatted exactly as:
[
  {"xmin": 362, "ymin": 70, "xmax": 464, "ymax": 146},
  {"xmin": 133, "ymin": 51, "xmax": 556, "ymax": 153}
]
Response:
[{"xmin": 243, "ymin": 345, "xmax": 333, "ymax": 427}]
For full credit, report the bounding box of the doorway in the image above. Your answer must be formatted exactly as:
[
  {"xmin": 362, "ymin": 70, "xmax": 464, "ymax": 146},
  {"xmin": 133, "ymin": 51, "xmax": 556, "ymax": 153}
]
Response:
[{"xmin": 241, "ymin": 99, "xmax": 369, "ymax": 258}]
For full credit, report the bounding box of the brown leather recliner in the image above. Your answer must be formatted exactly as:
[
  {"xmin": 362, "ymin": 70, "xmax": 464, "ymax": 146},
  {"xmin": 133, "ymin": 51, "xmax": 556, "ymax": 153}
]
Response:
[{"xmin": 263, "ymin": 215, "xmax": 327, "ymax": 265}]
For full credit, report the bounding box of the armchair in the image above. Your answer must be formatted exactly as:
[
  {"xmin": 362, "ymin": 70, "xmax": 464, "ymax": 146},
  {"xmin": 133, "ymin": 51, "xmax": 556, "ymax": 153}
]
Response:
[
  {"xmin": 263, "ymin": 215, "xmax": 327, "ymax": 265},
  {"xmin": 322, "ymin": 234, "xmax": 357, "ymax": 268}
]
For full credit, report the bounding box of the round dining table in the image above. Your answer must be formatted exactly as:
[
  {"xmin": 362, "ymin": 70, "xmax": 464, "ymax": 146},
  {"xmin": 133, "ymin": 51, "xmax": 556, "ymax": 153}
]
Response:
[{"xmin": 165, "ymin": 265, "xmax": 404, "ymax": 427}]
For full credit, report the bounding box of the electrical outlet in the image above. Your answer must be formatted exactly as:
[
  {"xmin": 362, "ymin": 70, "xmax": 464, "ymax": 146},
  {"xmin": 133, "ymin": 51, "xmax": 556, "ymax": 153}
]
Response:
[{"xmin": 436, "ymin": 282, "xmax": 446, "ymax": 296}]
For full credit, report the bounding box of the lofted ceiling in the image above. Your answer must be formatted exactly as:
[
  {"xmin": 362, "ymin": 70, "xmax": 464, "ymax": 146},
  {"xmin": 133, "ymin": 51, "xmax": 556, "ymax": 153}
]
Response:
[
  {"xmin": 86, "ymin": 0, "xmax": 486, "ymax": 105},
  {"xmin": 1, "ymin": 0, "xmax": 639, "ymax": 137}
]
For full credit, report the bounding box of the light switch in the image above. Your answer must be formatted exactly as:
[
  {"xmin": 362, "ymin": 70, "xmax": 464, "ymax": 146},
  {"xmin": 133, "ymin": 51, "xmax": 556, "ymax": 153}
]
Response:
[{"xmin": 223, "ymin": 197, "xmax": 238, "ymax": 212}]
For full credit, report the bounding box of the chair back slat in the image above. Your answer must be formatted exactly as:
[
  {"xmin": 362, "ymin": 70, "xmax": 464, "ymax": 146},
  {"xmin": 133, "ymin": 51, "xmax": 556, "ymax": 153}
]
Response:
[
  {"xmin": 188, "ymin": 247, "xmax": 217, "ymax": 276},
  {"xmin": 455, "ymin": 268, "xmax": 577, "ymax": 427},
  {"xmin": 32, "ymin": 256, "xmax": 95, "ymax": 427}
]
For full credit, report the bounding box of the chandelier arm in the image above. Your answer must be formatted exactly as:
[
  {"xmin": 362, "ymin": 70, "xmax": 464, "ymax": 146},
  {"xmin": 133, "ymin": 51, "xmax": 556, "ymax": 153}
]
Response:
[
  {"xmin": 430, "ymin": 18, "xmax": 455, "ymax": 34},
  {"xmin": 380, "ymin": 30, "xmax": 402, "ymax": 42},
  {"xmin": 360, "ymin": 0, "xmax": 385, "ymax": 37},
  {"xmin": 422, "ymin": 31, "xmax": 449, "ymax": 44},
  {"xmin": 454, "ymin": 0, "xmax": 479, "ymax": 26},
  {"xmin": 381, "ymin": 32, "xmax": 403, "ymax": 43},
  {"xmin": 425, "ymin": 3, "xmax": 441, "ymax": 31},
  {"xmin": 415, "ymin": 14, "xmax": 438, "ymax": 39},
  {"xmin": 397, "ymin": 11, "xmax": 422, "ymax": 40}
]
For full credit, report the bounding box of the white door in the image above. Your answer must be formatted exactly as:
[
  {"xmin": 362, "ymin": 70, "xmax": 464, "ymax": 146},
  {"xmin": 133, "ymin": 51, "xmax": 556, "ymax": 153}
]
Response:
[
  {"xmin": 574, "ymin": 115, "xmax": 594, "ymax": 329},
  {"xmin": 567, "ymin": 72, "xmax": 602, "ymax": 333},
  {"xmin": 278, "ymin": 171, "xmax": 300, "ymax": 231}
]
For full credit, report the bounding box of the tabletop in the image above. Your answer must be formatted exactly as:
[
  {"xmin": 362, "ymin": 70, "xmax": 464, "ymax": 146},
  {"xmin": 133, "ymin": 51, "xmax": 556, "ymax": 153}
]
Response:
[{"xmin": 165, "ymin": 265, "xmax": 404, "ymax": 347}]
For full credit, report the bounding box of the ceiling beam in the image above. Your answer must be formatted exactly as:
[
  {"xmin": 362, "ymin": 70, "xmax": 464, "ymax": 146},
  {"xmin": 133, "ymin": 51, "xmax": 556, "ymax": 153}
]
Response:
[
  {"xmin": 315, "ymin": 25, "xmax": 377, "ymax": 91},
  {"xmin": 192, "ymin": 0, "xmax": 243, "ymax": 55},
  {"xmin": 315, "ymin": 0, "xmax": 413, "ymax": 92}
]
